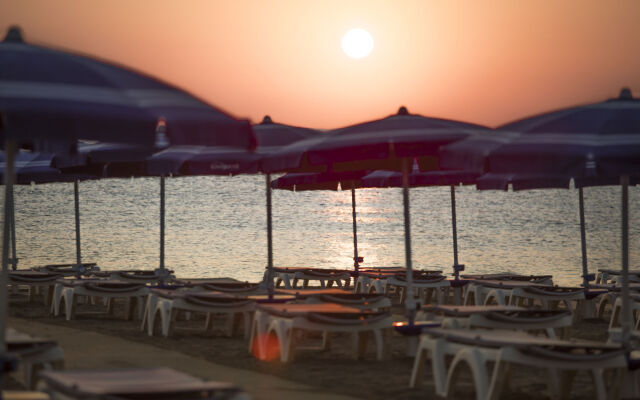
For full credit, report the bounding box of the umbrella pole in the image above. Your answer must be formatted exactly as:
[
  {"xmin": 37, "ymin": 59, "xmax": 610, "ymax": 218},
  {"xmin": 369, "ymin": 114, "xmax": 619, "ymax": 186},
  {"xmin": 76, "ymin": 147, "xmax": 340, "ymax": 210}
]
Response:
[
  {"xmin": 351, "ymin": 185, "xmax": 359, "ymax": 272},
  {"xmin": 0, "ymin": 139, "xmax": 16, "ymax": 389},
  {"xmin": 159, "ymin": 175, "xmax": 165, "ymax": 273},
  {"xmin": 620, "ymin": 175, "xmax": 631, "ymax": 344},
  {"xmin": 9, "ymin": 178, "xmax": 16, "ymax": 270},
  {"xmin": 266, "ymin": 173, "xmax": 274, "ymax": 299},
  {"xmin": 578, "ymin": 188, "xmax": 589, "ymax": 290},
  {"xmin": 402, "ymin": 159, "xmax": 415, "ymax": 324},
  {"xmin": 450, "ymin": 185, "xmax": 459, "ymax": 279},
  {"xmin": 74, "ymin": 179, "xmax": 82, "ymax": 269}
]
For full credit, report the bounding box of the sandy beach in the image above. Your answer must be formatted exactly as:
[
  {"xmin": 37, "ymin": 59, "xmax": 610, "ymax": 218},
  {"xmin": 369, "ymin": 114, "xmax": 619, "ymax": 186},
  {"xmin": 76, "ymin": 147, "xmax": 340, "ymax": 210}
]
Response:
[{"xmin": 8, "ymin": 293, "xmax": 611, "ymax": 400}]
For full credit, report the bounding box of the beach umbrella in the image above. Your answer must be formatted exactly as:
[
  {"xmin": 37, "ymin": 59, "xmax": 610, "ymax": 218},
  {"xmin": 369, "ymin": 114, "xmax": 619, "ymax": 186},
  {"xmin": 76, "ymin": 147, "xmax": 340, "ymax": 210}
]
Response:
[
  {"xmin": 72, "ymin": 116, "xmax": 319, "ymax": 286},
  {"xmin": 0, "ymin": 151, "xmax": 87, "ymax": 270},
  {"xmin": 262, "ymin": 107, "xmax": 488, "ymax": 321},
  {"xmin": 0, "ymin": 25, "xmax": 253, "ymax": 384},
  {"xmin": 270, "ymin": 171, "xmax": 368, "ymax": 270},
  {"xmin": 440, "ymin": 88, "xmax": 640, "ymax": 342},
  {"xmin": 360, "ymin": 168, "xmax": 479, "ymax": 280}
]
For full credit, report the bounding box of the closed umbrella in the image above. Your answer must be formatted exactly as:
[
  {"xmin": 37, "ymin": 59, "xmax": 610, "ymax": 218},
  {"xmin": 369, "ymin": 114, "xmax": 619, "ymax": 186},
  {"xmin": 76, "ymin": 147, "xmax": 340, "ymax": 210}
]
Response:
[
  {"xmin": 440, "ymin": 88, "xmax": 640, "ymax": 343},
  {"xmin": 262, "ymin": 107, "xmax": 488, "ymax": 321}
]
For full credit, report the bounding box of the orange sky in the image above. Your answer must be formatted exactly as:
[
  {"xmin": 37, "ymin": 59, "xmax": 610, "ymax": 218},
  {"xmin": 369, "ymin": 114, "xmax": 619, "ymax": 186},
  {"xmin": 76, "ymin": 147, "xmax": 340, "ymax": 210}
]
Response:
[{"xmin": 3, "ymin": 0, "xmax": 640, "ymax": 129}]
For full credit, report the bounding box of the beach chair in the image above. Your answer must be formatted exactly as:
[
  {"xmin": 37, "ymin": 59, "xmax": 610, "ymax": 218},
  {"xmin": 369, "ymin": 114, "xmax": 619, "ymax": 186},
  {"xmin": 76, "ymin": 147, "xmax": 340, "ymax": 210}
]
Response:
[
  {"xmin": 7, "ymin": 328, "xmax": 64, "ymax": 390},
  {"xmin": 37, "ymin": 367, "xmax": 250, "ymax": 400},
  {"xmin": 303, "ymin": 292, "xmax": 392, "ymax": 311},
  {"xmin": 596, "ymin": 268, "xmax": 640, "ymax": 285},
  {"xmin": 32, "ymin": 263, "xmax": 99, "ymax": 277},
  {"xmin": 142, "ymin": 289, "xmax": 256, "ymax": 338},
  {"xmin": 464, "ymin": 280, "xmax": 540, "ymax": 306},
  {"xmin": 508, "ymin": 286, "xmax": 587, "ymax": 321},
  {"xmin": 249, "ymin": 303, "xmax": 392, "ymax": 362},
  {"xmin": 8, "ymin": 271, "xmax": 62, "ymax": 306},
  {"xmin": 51, "ymin": 280, "xmax": 149, "ymax": 321},
  {"xmin": 410, "ymin": 328, "xmax": 627, "ymax": 400},
  {"xmin": 608, "ymin": 294, "xmax": 640, "ymax": 332},
  {"xmin": 197, "ymin": 281, "xmax": 265, "ymax": 296},
  {"xmin": 89, "ymin": 269, "xmax": 174, "ymax": 283}
]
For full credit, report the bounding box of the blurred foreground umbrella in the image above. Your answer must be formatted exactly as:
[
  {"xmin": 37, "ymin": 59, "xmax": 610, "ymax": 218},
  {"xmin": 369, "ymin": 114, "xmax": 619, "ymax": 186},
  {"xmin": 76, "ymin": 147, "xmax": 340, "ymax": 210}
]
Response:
[
  {"xmin": 263, "ymin": 107, "xmax": 488, "ymax": 321},
  {"xmin": 0, "ymin": 25, "xmax": 253, "ymax": 385},
  {"xmin": 440, "ymin": 88, "xmax": 640, "ymax": 343}
]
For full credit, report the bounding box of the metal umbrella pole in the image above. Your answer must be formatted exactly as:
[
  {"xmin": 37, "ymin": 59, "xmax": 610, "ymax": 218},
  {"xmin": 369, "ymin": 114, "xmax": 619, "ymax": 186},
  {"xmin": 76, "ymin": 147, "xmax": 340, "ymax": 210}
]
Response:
[
  {"xmin": 620, "ymin": 175, "xmax": 631, "ymax": 344},
  {"xmin": 159, "ymin": 175, "xmax": 166, "ymax": 276},
  {"xmin": 73, "ymin": 179, "xmax": 82, "ymax": 270},
  {"xmin": 578, "ymin": 188, "xmax": 590, "ymax": 290},
  {"xmin": 450, "ymin": 185, "xmax": 462, "ymax": 280},
  {"xmin": 402, "ymin": 159, "xmax": 416, "ymax": 324},
  {"xmin": 351, "ymin": 184, "xmax": 360, "ymax": 271},
  {"xmin": 265, "ymin": 173, "xmax": 274, "ymax": 299},
  {"xmin": 9, "ymin": 181, "xmax": 16, "ymax": 270},
  {"xmin": 0, "ymin": 139, "xmax": 16, "ymax": 390}
]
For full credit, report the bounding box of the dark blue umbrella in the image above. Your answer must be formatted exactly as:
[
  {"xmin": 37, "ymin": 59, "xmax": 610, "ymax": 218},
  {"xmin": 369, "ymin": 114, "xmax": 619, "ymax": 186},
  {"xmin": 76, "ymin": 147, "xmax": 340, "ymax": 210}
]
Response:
[
  {"xmin": 263, "ymin": 107, "xmax": 488, "ymax": 321},
  {"xmin": 67, "ymin": 117, "xmax": 319, "ymax": 291},
  {"xmin": 440, "ymin": 88, "xmax": 640, "ymax": 342},
  {"xmin": 0, "ymin": 151, "xmax": 88, "ymax": 270}
]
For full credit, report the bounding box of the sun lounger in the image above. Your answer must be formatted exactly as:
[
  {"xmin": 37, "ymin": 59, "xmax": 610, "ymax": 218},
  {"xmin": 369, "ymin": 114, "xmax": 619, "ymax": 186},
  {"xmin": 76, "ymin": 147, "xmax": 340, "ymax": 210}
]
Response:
[
  {"xmin": 276, "ymin": 288, "xmax": 392, "ymax": 311},
  {"xmin": 89, "ymin": 269, "xmax": 175, "ymax": 283},
  {"xmin": 249, "ymin": 303, "xmax": 392, "ymax": 362},
  {"xmin": 37, "ymin": 367, "xmax": 249, "ymax": 400},
  {"xmin": 142, "ymin": 289, "xmax": 257, "ymax": 338},
  {"xmin": 596, "ymin": 268, "xmax": 640, "ymax": 285},
  {"xmin": 7, "ymin": 328, "xmax": 64, "ymax": 390},
  {"xmin": 8, "ymin": 271, "xmax": 63, "ymax": 306},
  {"xmin": 271, "ymin": 267, "xmax": 352, "ymax": 289},
  {"xmin": 32, "ymin": 263, "xmax": 99, "ymax": 277},
  {"xmin": 463, "ymin": 280, "xmax": 545, "ymax": 306},
  {"xmin": 51, "ymin": 280, "xmax": 149, "ymax": 321},
  {"xmin": 462, "ymin": 273, "xmax": 554, "ymax": 285},
  {"xmin": 411, "ymin": 328, "xmax": 627, "ymax": 400},
  {"xmin": 608, "ymin": 294, "xmax": 640, "ymax": 333}
]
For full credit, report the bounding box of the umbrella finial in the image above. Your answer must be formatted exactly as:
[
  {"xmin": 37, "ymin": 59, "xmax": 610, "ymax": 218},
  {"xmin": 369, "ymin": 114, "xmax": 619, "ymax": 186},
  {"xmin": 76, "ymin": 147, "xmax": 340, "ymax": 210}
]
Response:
[
  {"xmin": 619, "ymin": 88, "xmax": 633, "ymax": 100},
  {"xmin": 261, "ymin": 115, "xmax": 273, "ymax": 124},
  {"xmin": 4, "ymin": 26, "xmax": 24, "ymax": 43},
  {"xmin": 397, "ymin": 106, "xmax": 409, "ymax": 115}
]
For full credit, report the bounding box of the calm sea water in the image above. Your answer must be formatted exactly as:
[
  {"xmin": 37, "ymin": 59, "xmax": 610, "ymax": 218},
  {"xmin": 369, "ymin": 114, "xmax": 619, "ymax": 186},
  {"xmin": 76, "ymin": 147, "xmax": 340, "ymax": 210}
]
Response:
[{"xmin": 6, "ymin": 175, "xmax": 639, "ymax": 286}]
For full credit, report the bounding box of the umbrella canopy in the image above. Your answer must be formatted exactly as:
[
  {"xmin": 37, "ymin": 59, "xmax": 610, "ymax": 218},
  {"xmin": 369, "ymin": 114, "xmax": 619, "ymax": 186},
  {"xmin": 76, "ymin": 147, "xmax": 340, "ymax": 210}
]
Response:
[
  {"xmin": 263, "ymin": 107, "xmax": 488, "ymax": 321},
  {"xmin": 0, "ymin": 27, "xmax": 254, "ymax": 153},
  {"xmin": 64, "ymin": 117, "xmax": 321, "ymax": 291},
  {"xmin": 0, "ymin": 151, "xmax": 95, "ymax": 271},
  {"xmin": 262, "ymin": 106, "xmax": 487, "ymax": 173},
  {"xmin": 440, "ymin": 88, "xmax": 640, "ymax": 343}
]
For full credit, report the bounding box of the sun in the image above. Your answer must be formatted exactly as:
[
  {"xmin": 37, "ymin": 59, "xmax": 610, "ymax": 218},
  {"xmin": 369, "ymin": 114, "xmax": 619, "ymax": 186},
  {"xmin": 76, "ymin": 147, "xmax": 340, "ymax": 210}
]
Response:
[{"xmin": 341, "ymin": 28, "xmax": 374, "ymax": 59}]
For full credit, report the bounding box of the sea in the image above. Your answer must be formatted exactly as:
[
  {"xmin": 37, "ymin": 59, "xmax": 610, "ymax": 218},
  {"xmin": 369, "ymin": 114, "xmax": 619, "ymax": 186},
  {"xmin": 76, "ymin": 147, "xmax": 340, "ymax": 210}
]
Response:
[{"xmin": 7, "ymin": 175, "xmax": 639, "ymax": 286}]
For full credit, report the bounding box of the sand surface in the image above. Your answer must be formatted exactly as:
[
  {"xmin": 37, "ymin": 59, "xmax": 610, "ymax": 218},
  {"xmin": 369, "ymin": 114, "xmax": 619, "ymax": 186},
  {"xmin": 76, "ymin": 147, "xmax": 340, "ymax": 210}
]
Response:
[{"xmin": 8, "ymin": 293, "xmax": 611, "ymax": 399}]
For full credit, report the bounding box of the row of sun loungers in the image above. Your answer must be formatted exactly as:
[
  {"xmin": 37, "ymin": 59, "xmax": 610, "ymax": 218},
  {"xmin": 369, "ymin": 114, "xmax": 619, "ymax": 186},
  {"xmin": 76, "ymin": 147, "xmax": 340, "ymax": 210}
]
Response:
[{"xmin": 7, "ymin": 264, "xmax": 640, "ymax": 399}]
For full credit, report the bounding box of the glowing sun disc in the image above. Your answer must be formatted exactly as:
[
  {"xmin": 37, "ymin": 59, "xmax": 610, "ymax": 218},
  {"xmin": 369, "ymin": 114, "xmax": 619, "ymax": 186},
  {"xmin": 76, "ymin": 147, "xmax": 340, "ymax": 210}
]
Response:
[{"xmin": 342, "ymin": 28, "xmax": 373, "ymax": 59}]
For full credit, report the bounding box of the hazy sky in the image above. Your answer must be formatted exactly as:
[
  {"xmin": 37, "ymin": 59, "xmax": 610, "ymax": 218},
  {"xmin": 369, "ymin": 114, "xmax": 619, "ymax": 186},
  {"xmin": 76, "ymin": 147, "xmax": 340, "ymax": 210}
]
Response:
[{"xmin": 3, "ymin": 0, "xmax": 640, "ymax": 129}]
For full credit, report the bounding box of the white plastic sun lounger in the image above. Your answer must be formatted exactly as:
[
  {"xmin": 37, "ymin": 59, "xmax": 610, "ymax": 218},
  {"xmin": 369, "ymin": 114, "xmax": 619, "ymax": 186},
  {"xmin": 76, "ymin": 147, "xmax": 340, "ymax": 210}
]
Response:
[
  {"xmin": 7, "ymin": 328, "xmax": 64, "ymax": 390},
  {"xmin": 249, "ymin": 303, "xmax": 392, "ymax": 363},
  {"xmin": 272, "ymin": 267, "xmax": 352, "ymax": 289},
  {"xmin": 51, "ymin": 280, "xmax": 149, "ymax": 321},
  {"xmin": 411, "ymin": 328, "xmax": 627, "ymax": 400},
  {"xmin": 37, "ymin": 367, "xmax": 250, "ymax": 400},
  {"xmin": 8, "ymin": 271, "xmax": 63, "ymax": 306},
  {"xmin": 141, "ymin": 289, "xmax": 257, "ymax": 338}
]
